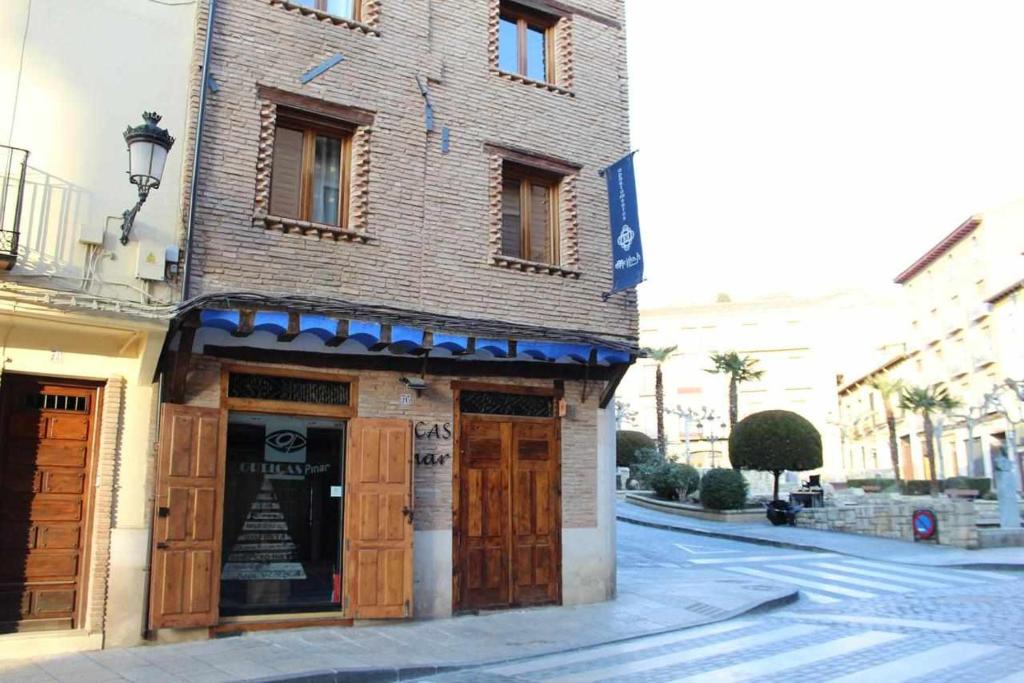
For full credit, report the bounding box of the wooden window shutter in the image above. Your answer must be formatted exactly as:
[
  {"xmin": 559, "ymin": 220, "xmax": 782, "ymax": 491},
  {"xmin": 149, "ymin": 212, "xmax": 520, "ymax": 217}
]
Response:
[
  {"xmin": 270, "ymin": 126, "xmax": 304, "ymax": 219},
  {"xmin": 148, "ymin": 405, "xmax": 224, "ymax": 630},
  {"xmin": 343, "ymin": 418, "xmax": 414, "ymax": 619}
]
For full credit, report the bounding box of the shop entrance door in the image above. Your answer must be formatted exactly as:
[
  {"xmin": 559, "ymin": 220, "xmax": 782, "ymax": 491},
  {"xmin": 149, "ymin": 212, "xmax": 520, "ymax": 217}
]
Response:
[
  {"xmin": 456, "ymin": 413, "xmax": 560, "ymax": 612},
  {"xmin": 219, "ymin": 413, "xmax": 345, "ymax": 616},
  {"xmin": 0, "ymin": 376, "xmax": 99, "ymax": 633}
]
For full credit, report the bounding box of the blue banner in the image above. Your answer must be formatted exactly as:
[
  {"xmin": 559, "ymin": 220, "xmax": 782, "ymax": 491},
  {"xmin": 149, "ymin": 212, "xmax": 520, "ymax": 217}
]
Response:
[{"xmin": 604, "ymin": 152, "xmax": 643, "ymax": 294}]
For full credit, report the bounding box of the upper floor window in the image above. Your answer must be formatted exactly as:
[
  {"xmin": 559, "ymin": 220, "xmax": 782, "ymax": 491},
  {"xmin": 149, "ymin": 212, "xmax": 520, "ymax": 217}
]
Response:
[
  {"xmin": 270, "ymin": 112, "xmax": 352, "ymax": 228},
  {"xmin": 501, "ymin": 162, "xmax": 559, "ymax": 265},
  {"xmin": 292, "ymin": 0, "xmax": 357, "ymax": 20},
  {"xmin": 498, "ymin": 3, "xmax": 556, "ymax": 83}
]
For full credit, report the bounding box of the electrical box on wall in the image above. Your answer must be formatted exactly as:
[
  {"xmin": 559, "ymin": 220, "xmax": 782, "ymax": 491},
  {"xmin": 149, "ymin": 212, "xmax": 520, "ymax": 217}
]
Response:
[
  {"xmin": 135, "ymin": 239, "xmax": 165, "ymax": 281},
  {"xmin": 79, "ymin": 223, "xmax": 105, "ymax": 246}
]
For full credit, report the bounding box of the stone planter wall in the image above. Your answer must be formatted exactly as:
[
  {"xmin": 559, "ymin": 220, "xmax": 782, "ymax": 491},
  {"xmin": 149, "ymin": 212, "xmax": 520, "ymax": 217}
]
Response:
[{"xmin": 795, "ymin": 496, "xmax": 980, "ymax": 549}]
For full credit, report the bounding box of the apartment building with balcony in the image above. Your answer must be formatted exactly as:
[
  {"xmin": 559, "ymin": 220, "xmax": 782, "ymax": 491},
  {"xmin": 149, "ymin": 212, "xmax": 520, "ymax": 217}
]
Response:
[
  {"xmin": 838, "ymin": 199, "xmax": 1024, "ymax": 485},
  {"xmin": 141, "ymin": 0, "xmax": 636, "ymax": 643},
  {"xmin": 0, "ymin": 0, "xmax": 195, "ymax": 656}
]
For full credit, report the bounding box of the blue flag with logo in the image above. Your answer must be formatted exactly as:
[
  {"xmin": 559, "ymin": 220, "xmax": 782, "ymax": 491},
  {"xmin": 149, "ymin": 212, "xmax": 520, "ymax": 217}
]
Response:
[{"xmin": 604, "ymin": 152, "xmax": 643, "ymax": 294}]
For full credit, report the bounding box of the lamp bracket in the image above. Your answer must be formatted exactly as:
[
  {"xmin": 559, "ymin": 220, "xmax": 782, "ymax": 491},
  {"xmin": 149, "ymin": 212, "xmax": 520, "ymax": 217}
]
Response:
[{"xmin": 120, "ymin": 185, "xmax": 151, "ymax": 245}]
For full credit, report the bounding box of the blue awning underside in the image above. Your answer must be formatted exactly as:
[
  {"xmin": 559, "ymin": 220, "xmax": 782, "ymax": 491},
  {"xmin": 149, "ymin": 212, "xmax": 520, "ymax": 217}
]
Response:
[{"xmin": 173, "ymin": 293, "xmax": 637, "ymax": 367}]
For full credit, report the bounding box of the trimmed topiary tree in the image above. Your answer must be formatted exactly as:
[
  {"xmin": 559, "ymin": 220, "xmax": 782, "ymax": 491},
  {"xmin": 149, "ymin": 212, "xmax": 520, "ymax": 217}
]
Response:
[
  {"xmin": 699, "ymin": 468, "xmax": 749, "ymax": 510},
  {"xmin": 616, "ymin": 430, "xmax": 656, "ymax": 469},
  {"xmin": 639, "ymin": 460, "xmax": 700, "ymax": 501},
  {"xmin": 729, "ymin": 410, "xmax": 822, "ymax": 501}
]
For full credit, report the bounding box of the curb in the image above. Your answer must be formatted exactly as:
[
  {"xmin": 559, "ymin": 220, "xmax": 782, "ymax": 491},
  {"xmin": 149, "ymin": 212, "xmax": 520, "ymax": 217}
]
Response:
[
  {"xmin": 617, "ymin": 513, "xmax": 1024, "ymax": 572},
  {"xmin": 240, "ymin": 589, "xmax": 800, "ymax": 683}
]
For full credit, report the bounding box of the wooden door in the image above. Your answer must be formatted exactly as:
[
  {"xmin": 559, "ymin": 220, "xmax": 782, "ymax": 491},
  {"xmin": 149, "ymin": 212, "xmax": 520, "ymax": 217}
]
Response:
[
  {"xmin": 343, "ymin": 418, "xmax": 413, "ymax": 619},
  {"xmin": 456, "ymin": 415, "xmax": 560, "ymax": 612},
  {"xmin": 511, "ymin": 421, "xmax": 560, "ymax": 606},
  {"xmin": 148, "ymin": 405, "xmax": 223, "ymax": 629},
  {"xmin": 0, "ymin": 377, "xmax": 99, "ymax": 633},
  {"xmin": 458, "ymin": 417, "xmax": 510, "ymax": 610},
  {"xmin": 900, "ymin": 437, "xmax": 914, "ymax": 481}
]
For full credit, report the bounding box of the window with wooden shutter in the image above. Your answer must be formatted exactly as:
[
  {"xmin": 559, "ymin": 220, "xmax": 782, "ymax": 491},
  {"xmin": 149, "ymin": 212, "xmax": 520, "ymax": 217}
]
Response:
[
  {"xmin": 269, "ymin": 112, "xmax": 353, "ymax": 228},
  {"xmin": 500, "ymin": 162, "xmax": 560, "ymax": 266}
]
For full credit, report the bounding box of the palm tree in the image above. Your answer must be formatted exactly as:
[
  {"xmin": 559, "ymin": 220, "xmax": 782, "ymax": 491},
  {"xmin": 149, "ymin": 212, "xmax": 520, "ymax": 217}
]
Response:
[
  {"xmin": 644, "ymin": 346, "xmax": 677, "ymax": 455},
  {"xmin": 869, "ymin": 374, "xmax": 905, "ymax": 485},
  {"xmin": 899, "ymin": 385, "xmax": 961, "ymax": 495},
  {"xmin": 706, "ymin": 352, "xmax": 764, "ymax": 430}
]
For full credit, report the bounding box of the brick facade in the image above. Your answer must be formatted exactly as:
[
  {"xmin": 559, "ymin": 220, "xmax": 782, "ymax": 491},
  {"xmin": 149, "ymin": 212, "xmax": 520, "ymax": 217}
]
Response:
[
  {"xmin": 85, "ymin": 376, "xmax": 124, "ymax": 634},
  {"xmin": 181, "ymin": 356, "xmax": 599, "ymax": 529},
  {"xmin": 184, "ymin": 0, "xmax": 635, "ymax": 335}
]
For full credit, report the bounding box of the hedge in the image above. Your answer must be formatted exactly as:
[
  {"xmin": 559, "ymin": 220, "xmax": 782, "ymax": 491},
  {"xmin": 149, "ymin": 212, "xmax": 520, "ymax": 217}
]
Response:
[
  {"xmin": 846, "ymin": 478, "xmax": 898, "ymax": 491},
  {"xmin": 943, "ymin": 476, "xmax": 992, "ymax": 496},
  {"xmin": 846, "ymin": 477, "xmax": 994, "ymax": 496},
  {"xmin": 699, "ymin": 468, "xmax": 749, "ymax": 510},
  {"xmin": 617, "ymin": 430, "xmax": 656, "ymax": 469},
  {"xmin": 643, "ymin": 461, "xmax": 700, "ymax": 501}
]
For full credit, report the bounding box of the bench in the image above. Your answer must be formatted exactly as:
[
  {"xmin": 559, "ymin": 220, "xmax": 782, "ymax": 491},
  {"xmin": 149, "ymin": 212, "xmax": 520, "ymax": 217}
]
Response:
[{"xmin": 946, "ymin": 488, "xmax": 980, "ymax": 500}]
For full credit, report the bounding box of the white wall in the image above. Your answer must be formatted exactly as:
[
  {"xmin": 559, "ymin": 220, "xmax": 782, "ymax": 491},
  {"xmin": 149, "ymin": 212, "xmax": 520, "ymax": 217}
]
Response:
[{"xmin": 2, "ymin": 0, "xmax": 195, "ymax": 302}]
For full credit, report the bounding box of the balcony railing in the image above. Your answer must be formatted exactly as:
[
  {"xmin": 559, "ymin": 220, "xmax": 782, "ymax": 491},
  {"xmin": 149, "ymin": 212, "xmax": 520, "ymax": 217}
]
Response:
[{"xmin": 0, "ymin": 145, "xmax": 29, "ymax": 271}]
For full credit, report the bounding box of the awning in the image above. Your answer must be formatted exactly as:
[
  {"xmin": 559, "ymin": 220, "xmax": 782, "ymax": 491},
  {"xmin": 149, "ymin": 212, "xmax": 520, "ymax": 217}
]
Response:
[
  {"xmin": 161, "ymin": 292, "xmax": 638, "ymax": 407},
  {"xmin": 173, "ymin": 292, "xmax": 637, "ymax": 364}
]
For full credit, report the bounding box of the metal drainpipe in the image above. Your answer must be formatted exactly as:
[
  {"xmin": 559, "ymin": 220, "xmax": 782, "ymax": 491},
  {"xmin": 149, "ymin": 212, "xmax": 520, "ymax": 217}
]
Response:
[{"xmin": 180, "ymin": 0, "xmax": 217, "ymax": 302}]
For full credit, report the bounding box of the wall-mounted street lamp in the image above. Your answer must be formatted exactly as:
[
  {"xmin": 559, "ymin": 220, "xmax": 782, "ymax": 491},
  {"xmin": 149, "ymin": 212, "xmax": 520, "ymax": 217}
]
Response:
[{"xmin": 120, "ymin": 112, "xmax": 174, "ymax": 245}]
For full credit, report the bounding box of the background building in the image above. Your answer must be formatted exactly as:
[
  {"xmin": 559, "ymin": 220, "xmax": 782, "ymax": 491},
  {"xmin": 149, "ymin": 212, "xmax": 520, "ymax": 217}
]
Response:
[
  {"xmin": 617, "ymin": 290, "xmax": 903, "ymax": 482},
  {"xmin": 0, "ymin": 0, "xmax": 195, "ymax": 656},
  {"xmin": 839, "ymin": 200, "xmax": 1024, "ymax": 486}
]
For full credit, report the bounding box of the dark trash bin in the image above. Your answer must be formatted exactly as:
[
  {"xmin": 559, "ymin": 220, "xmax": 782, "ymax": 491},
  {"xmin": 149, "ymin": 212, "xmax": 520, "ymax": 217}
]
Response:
[{"xmin": 766, "ymin": 499, "xmax": 802, "ymax": 526}]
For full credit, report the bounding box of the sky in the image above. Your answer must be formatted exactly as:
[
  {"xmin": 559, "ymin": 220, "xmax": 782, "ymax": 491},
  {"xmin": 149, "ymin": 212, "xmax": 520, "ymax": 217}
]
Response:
[{"xmin": 625, "ymin": 0, "xmax": 1024, "ymax": 309}]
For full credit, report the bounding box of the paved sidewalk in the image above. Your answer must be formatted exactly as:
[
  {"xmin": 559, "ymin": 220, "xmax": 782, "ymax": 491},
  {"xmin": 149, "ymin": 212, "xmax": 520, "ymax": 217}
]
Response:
[
  {"xmin": 619, "ymin": 499, "xmax": 1024, "ymax": 569},
  {"xmin": 0, "ymin": 565, "xmax": 795, "ymax": 683}
]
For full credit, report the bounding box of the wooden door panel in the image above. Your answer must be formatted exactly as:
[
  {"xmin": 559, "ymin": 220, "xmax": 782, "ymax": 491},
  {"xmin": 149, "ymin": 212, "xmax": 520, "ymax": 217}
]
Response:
[
  {"xmin": 458, "ymin": 418, "xmax": 510, "ymax": 610},
  {"xmin": 47, "ymin": 416, "xmax": 90, "ymax": 441},
  {"xmin": 510, "ymin": 421, "xmax": 559, "ymax": 607},
  {"xmin": 344, "ymin": 419, "xmax": 413, "ymax": 620},
  {"xmin": 148, "ymin": 405, "xmax": 223, "ymax": 630},
  {"xmin": 0, "ymin": 378, "xmax": 98, "ymax": 632},
  {"xmin": 43, "ymin": 472, "xmax": 85, "ymax": 494},
  {"xmin": 35, "ymin": 525, "xmax": 80, "ymax": 549},
  {"xmin": 4, "ymin": 441, "xmax": 88, "ymax": 467}
]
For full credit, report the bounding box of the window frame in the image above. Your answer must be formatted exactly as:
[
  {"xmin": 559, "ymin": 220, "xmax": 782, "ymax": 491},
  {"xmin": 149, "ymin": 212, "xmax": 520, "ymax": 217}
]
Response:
[
  {"xmin": 294, "ymin": 0, "xmax": 361, "ymax": 21},
  {"xmin": 499, "ymin": 3, "xmax": 556, "ymax": 84},
  {"xmin": 501, "ymin": 162, "xmax": 561, "ymax": 266},
  {"xmin": 272, "ymin": 110, "xmax": 354, "ymax": 229}
]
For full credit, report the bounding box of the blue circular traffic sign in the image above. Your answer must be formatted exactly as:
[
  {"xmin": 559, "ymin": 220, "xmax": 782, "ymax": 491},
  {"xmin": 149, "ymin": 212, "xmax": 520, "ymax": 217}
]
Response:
[{"xmin": 913, "ymin": 509, "xmax": 937, "ymax": 541}]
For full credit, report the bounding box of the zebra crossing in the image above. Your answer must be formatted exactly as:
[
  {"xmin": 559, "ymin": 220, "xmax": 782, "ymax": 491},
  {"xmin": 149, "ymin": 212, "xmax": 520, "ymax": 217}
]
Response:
[
  {"xmin": 428, "ymin": 613, "xmax": 1017, "ymax": 682},
  {"xmin": 712, "ymin": 555, "xmax": 1016, "ymax": 604}
]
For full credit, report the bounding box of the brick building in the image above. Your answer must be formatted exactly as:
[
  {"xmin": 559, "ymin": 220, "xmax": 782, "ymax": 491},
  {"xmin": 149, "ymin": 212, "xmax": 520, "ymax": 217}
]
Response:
[{"xmin": 145, "ymin": 0, "xmax": 637, "ymax": 640}]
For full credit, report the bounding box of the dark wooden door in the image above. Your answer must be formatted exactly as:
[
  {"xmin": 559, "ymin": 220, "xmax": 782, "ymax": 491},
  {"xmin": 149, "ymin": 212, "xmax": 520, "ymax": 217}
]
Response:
[
  {"xmin": 148, "ymin": 404, "xmax": 223, "ymax": 629},
  {"xmin": 511, "ymin": 420, "xmax": 560, "ymax": 606},
  {"xmin": 457, "ymin": 415, "xmax": 559, "ymax": 612},
  {"xmin": 343, "ymin": 418, "xmax": 414, "ymax": 619},
  {"xmin": 0, "ymin": 376, "xmax": 99, "ymax": 633},
  {"xmin": 458, "ymin": 417, "xmax": 510, "ymax": 610}
]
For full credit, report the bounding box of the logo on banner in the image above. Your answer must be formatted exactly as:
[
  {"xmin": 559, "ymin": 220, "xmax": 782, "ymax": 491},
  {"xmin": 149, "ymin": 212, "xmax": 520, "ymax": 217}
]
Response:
[
  {"xmin": 265, "ymin": 429, "xmax": 307, "ymax": 453},
  {"xmin": 616, "ymin": 224, "xmax": 635, "ymax": 252}
]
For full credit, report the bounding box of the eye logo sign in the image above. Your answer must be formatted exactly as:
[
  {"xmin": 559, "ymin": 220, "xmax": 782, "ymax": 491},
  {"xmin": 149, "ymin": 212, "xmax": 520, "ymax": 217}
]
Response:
[{"xmin": 265, "ymin": 429, "xmax": 307, "ymax": 453}]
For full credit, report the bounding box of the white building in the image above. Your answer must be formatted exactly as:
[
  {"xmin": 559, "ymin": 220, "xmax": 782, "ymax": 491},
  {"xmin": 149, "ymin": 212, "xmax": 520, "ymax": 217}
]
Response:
[{"xmin": 618, "ymin": 290, "xmax": 904, "ymax": 482}]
